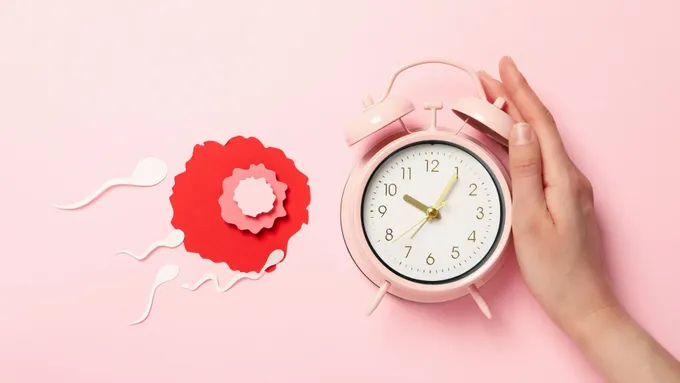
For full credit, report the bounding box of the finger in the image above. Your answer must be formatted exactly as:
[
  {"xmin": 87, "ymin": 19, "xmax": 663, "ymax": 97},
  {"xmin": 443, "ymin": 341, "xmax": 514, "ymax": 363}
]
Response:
[
  {"xmin": 508, "ymin": 122, "xmax": 549, "ymax": 226},
  {"xmin": 498, "ymin": 57, "xmax": 572, "ymax": 170},
  {"xmin": 478, "ymin": 71, "xmax": 523, "ymax": 122}
]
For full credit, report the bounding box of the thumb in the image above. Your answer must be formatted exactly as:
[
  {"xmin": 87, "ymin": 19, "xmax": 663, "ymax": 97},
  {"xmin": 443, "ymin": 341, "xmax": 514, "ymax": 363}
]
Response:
[{"xmin": 508, "ymin": 123, "xmax": 547, "ymax": 222}]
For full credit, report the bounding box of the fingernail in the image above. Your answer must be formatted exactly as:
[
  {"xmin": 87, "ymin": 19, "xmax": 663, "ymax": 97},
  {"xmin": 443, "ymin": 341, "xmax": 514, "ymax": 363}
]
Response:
[
  {"xmin": 504, "ymin": 56, "xmax": 516, "ymax": 69},
  {"xmin": 510, "ymin": 123, "xmax": 533, "ymax": 145}
]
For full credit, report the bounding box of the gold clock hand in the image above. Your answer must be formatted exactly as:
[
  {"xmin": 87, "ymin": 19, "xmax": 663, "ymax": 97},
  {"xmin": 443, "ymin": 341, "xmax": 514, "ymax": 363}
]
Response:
[
  {"xmin": 410, "ymin": 218, "xmax": 428, "ymax": 239},
  {"xmin": 392, "ymin": 216, "xmax": 428, "ymax": 243},
  {"xmin": 392, "ymin": 200, "xmax": 448, "ymax": 243},
  {"xmin": 410, "ymin": 201, "xmax": 447, "ymax": 239},
  {"xmin": 403, "ymin": 194, "xmax": 440, "ymax": 219},
  {"xmin": 434, "ymin": 172, "xmax": 459, "ymax": 209}
]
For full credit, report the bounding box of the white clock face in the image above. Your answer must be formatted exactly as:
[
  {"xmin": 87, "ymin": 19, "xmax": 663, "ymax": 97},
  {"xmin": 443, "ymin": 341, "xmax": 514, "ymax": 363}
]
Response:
[{"xmin": 361, "ymin": 141, "xmax": 505, "ymax": 284}]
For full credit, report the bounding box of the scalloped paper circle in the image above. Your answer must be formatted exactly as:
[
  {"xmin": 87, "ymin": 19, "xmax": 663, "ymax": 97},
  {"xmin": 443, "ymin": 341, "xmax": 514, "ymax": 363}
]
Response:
[{"xmin": 219, "ymin": 164, "xmax": 288, "ymax": 234}]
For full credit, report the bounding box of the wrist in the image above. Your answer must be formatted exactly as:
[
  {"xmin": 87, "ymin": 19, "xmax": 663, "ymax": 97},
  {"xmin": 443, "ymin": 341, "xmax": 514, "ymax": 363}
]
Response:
[{"xmin": 559, "ymin": 298, "xmax": 626, "ymax": 349}]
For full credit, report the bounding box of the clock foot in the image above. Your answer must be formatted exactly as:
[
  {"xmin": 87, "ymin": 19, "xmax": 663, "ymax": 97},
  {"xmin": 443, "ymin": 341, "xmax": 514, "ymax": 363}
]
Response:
[
  {"xmin": 468, "ymin": 285, "xmax": 492, "ymax": 319},
  {"xmin": 367, "ymin": 281, "xmax": 391, "ymax": 316}
]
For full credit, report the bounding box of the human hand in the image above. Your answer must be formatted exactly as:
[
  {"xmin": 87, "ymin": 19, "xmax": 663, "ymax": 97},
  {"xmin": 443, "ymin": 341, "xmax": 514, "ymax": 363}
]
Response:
[
  {"xmin": 479, "ymin": 57, "xmax": 680, "ymax": 383},
  {"xmin": 478, "ymin": 57, "xmax": 617, "ymax": 330}
]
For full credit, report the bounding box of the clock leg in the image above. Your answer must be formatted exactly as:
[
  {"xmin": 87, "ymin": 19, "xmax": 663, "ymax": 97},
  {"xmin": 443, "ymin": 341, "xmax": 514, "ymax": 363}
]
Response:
[
  {"xmin": 469, "ymin": 285, "xmax": 492, "ymax": 319},
  {"xmin": 367, "ymin": 281, "xmax": 391, "ymax": 316}
]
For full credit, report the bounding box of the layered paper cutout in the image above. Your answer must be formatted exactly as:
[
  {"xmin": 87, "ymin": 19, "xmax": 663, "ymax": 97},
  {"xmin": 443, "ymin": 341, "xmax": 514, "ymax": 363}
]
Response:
[
  {"xmin": 219, "ymin": 164, "xmax": 288, "ymax": 234},
  {"xmin": 170, "ymin": 137, "xmax": 310, "ymax": 274},
  {"xmin": 54, "ymin": 136, "xmax": 311, "ymax": 325},
  {"xmin": 234, "ymin": 177, "xmax": 276, "ymax": 217}
]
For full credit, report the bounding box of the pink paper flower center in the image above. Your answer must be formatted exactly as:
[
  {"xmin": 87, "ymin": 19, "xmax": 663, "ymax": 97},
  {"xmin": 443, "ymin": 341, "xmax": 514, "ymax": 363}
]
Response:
[
  {"xmin": 218, "ymin": 164, "xmax": 289, "ymax": 234},
  {"xmin": 233, "ymin": 177, "xmax": 275, "ymax": 217}
]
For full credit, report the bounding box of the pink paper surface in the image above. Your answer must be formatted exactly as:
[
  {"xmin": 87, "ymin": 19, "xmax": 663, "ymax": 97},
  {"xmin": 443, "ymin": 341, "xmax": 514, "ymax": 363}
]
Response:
[{"xmin": 1, "ymin": 1, "xmax": 679, "ymax": 382}]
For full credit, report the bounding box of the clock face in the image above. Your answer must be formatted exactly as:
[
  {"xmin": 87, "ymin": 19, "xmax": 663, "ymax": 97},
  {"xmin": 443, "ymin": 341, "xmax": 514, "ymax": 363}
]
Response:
[{"xmin": 361, "ymin": 141, "xmax": 505, "ymax": 284}]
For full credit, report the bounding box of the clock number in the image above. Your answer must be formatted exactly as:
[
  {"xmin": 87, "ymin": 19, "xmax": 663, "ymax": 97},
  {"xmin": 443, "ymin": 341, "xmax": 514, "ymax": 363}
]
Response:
[
  {"xmin": 385, "ymin": 228, "xmax": 394, "ymax": 241},
  {"xmin": 468, "ymin": 230, "xmax": 476, "ymax": 242},
  {"xmin": 454, "ymin": 166, "xmax": 459, "ymax": 177},
  {"xmin": 401, "ymin": 167, "xmax": 412, "ymax": 180},
  {"xmin": 451, "ymin": 246, "xmax": 460, "ymax": 259},
  {"xmin": 425, "ymin": 159, "xmax": 440, "ymax": 172},
  {"xmin": 476, "ymin": 207, "xmax": 484, "ymax": 220},
  {"xmin": 405, "ymin": 245, "xmax": 412, "ymax": 258},
  {"xmin": 469, "ymin": 183, "xmax": 478, "ymax": 196},
  {"xmin": 426, "ymin": 254, "xmax": 435, "ymax": 265},
  {"xmin": 378, "ymin": 205, "xmax": 387, "ymax": 217},
  {"xmin": 384, "ymin": 183, "xmax": 397, "ymax": 196}
]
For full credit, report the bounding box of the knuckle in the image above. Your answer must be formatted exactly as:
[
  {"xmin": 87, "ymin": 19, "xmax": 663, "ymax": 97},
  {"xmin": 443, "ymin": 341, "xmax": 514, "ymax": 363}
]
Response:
[
  {"xmin": 514, "ymin": 209, "xmax": 546, "ymax": 234},
  {"xmin": 563, "ymin": 169, "xmax": 582, "ymax": 194},
  {"xmin": 539, "ymin": 105, "xmax": 557, "ymax": 126},
  {"xmin": 511, "ymin": 157, "xmax": 541, "ymax": 178},
  {"xmin": 562, "ymin": 168, "xmax": 596, "ymax": 212},
  {"xmin": 580, "ymin": 176, "xmax": 594, "ymax": 199},
  {"xmin": 578, "ymin": 175, "xmax": 595, "ymax": 212}
]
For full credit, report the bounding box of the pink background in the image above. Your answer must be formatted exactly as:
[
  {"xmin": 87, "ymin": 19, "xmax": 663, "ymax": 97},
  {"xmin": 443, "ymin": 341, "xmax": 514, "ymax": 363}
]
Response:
[{"xmin": 2, "ymin": 1, "xmax": 679, "ymax": 382}]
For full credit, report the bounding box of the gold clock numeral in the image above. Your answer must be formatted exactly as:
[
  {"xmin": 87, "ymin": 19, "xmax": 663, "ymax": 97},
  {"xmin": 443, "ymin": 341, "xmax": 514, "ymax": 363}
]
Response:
[
  {"xmin": 378, "ymin": 205, "xmax": 387, "ymax": 217},
  {"xmin": 385, "ymin": 228, "xmax": 394, "ymax": 241},
  {"xmin": 451, "ymin": 246, "xmax": 460, "ymax": 259},
  {"xmin": 469, "ymin": 183, "xmax": 478, "ymax": 196},
  {"xmin": 476, "ymin": 207, "xmax": 484, "ymax": 220},
  {"xmin": 425, "ymin": 159, "xmax": 440, "ymax": 172},
  {"xmin": 385, "ymin": 183, "xmax": 397, "ymax": 196},
  {"xmin": 401, "ymin": 167, "xmax": 412, "ymax": 180},
  {"xmin": 426, "ymin": 253, "xmax": 435, "ymax": 265},
  {"xmin": 468, "ymin": 230, "xmax": 476, "ymax": 242},
  {"xmin": 405, "ymin": 245, "xmax": 412, "ymax": 258}
]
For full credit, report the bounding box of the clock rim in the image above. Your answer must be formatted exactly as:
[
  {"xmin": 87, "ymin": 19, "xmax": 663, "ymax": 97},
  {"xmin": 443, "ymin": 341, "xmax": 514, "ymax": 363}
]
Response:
[
  {"xmin": 340, "ymin": 129, "xmax": 513, "ymax": 303},
  {"xmin": 360, "ymin": 139, "xmax": 506, "ymax": 285}
]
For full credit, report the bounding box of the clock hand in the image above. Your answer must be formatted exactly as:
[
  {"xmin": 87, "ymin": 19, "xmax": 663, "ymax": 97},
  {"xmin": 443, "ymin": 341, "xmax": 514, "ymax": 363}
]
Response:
[
  {"xmin": 393, "ymin": 201, "xmax": 448, "ymax": 243},
  {"xmin": 403, "ymin": 194, "xmax": 440, "ymax": 219},
  {"xmin": 433, "ymin": 171, "xmax": 459, "ymax": 209},
  {"xmin": 394, "ymin": 171, "xmax": 458, "ymax": 243},
  {"xmin": 406, "ymin": 172, "xmax": 458, "ymax": 240},
  {"xmin": 392, "ymin": 216, "xmax": 428, "ymax": 243},
  {"xmin": 409, "ymin": 201, "xmax": 447, "ymax": 239},
  {"xmin": 410, "ymin": 218, "xmax": 428, "ymax": 239}
]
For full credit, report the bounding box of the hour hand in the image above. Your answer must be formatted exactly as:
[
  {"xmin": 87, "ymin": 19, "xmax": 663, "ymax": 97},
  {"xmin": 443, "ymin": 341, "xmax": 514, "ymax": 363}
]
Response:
[{"xmin": 403, "ymin": 195, "xmax": 440, "ymax": 219}]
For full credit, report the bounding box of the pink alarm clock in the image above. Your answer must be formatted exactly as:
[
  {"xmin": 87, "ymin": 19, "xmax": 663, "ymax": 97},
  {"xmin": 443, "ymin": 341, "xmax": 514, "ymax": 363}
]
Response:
[{"xmin": 340, "ymin": 59, "xmax": 515, "ymax": 318}]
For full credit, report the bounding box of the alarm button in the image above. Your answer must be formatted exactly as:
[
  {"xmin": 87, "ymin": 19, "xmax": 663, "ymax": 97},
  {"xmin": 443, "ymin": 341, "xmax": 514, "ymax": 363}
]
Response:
[
  {"xmin": 452, "ymin": 96, "xmax": 514, "ymax": 146},
  {"xmin": 346, "ymin": 96, "xmax": 415, "ymax": 146}
]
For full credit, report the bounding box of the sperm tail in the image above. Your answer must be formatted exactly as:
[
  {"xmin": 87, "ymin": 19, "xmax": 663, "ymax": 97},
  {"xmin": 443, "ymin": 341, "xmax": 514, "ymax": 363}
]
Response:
[
  {"xmin": 181, "ymin": 274, "xmax": 220, "ymax": 291},
  {"xmin": 53, "ymin": 180, "xmax": 120, "ymax": 210},
  {"xmin": 181, "ymin": 272, "xmax": 261, "ymax": 293},
  {"xmin": 116, "ymin": 244, "xmax": 159, "ymax": 261}
]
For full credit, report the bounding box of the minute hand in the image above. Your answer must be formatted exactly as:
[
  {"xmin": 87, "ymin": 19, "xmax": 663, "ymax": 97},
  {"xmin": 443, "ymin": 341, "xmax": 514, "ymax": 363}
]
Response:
[{"xmin": 434, "ymin": 172, "xmax": 459, "ymax": 208}]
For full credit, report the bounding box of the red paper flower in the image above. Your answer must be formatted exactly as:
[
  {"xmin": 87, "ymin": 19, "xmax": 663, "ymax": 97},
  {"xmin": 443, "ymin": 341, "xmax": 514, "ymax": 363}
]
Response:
[{"xmin": 170, "ymin": 137, "xmax": 311, "ymax": 273}]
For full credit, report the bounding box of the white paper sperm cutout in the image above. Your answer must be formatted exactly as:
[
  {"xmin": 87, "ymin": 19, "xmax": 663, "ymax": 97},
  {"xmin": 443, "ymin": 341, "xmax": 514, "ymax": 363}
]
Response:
[
  {"xmin": 129, "ymin": 264, "xmax": 179, "ymax": 326},
  {"xmin": 53, "ymin": 157, "xmax": 168, "ymax": 210},
  {"xmin": 117, "ymin": 229, "xmax": 185, "ymax": 261},
  {"xmin": 181, "ymin": 249, "xmax": 284, "ymax": 293}
]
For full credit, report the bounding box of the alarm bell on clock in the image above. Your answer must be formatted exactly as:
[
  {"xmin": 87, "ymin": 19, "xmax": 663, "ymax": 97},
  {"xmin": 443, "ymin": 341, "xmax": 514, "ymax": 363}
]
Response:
[{"xmin": 340, "ymin": 59, "xmax": 514, "ymax": 318}]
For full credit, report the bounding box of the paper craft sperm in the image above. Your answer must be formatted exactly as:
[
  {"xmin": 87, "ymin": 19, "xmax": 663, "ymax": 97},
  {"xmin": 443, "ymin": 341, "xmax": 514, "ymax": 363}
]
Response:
[
  {"xmin": 53, "ymin": 157, "xmax": 168, "ymax": 210},
  {"xmin": 129, "ymin": 264, "xmax": 179, "ymax": 326},
  {"xmin": 181, "ymin": 250, "xmax": 284, "ymax": 293},
  {"xmin": 117, "ymin": 230, "xmax": 185, "ymax": 261}
]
